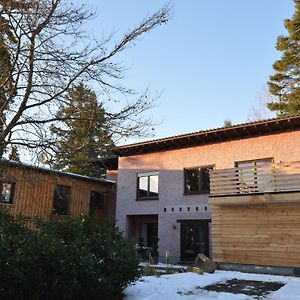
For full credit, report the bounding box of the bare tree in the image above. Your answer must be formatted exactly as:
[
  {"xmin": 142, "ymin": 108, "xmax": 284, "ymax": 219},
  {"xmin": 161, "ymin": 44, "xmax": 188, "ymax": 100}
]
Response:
[
  {"xmin": 0, "ymin": 0, "xmax": 170, "ymax": 165},
  {"xmin": 247, "ymin": 85, "xmax": 276, "ymax": 122}
]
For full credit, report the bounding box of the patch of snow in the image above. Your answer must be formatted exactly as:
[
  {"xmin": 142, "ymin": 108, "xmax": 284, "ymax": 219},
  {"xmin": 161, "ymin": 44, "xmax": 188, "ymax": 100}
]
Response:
[{"xmin": 125, "ymin": 271, "xmax": 300, "ymax": 300}]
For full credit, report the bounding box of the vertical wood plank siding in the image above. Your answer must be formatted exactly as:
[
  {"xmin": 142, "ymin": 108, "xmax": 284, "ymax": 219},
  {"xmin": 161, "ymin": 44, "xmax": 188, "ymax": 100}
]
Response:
[
  {"xmin": 212, "ymin": 204, "xmax": 300, "ymax": 267},
  {"xmin": 0, "ymin": 165, "xmax": 115, "ymax": 224}
]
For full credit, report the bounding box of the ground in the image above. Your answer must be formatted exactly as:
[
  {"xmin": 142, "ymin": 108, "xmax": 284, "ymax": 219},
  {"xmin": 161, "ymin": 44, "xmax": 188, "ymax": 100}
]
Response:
[{"xmin": 125, "ymin": 270, "xmax": 300, "ymax": 300}]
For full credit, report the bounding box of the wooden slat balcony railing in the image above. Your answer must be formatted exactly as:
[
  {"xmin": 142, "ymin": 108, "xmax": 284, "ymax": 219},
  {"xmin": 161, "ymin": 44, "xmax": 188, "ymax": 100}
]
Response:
[{"xmin": 210, "ymin": 161, "xmax": 300, "ymax": 196}]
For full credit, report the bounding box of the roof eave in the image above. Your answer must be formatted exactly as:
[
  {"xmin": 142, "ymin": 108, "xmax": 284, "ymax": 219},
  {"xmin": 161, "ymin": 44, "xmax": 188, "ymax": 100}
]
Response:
[{"xmin": 113, "ymin": 115, "xmax": 300, "ymax": 157}]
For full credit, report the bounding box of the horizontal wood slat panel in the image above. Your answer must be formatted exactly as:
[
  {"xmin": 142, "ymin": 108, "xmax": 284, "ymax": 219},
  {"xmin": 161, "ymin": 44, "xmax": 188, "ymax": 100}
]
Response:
[
  {"xmin": 210, "ymin": 161, "xmax": 300, "ymax": 196},
  {"xmin": 212, "ymin": 205, "xmax": 300, "ymax": 268}
]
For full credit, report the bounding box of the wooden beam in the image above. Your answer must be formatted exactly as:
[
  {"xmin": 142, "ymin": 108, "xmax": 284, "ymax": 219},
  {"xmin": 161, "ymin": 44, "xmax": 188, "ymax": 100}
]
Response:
[{"xmin": 209, "ymin": 191, "xmax": 300, "ymax": 206}]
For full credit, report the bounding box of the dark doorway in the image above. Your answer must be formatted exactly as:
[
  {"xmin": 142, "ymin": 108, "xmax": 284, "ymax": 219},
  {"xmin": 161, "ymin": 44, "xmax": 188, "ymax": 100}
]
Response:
[
  {"xmin": 140, "ymin": 223, "xmax": 158, "ymax": 247},
  {"xmin": 127, "ymin": 215, "xmax": 158, "ymax": 246},
  {"xmin": 180, "ymin": 220, "xmax": 209, "ymax": 262}
]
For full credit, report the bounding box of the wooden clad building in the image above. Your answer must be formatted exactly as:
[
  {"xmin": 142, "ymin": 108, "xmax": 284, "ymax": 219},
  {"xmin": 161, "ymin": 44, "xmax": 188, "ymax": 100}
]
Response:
[
  {"xmin": 209, "ymin": 161, "xmax": 300, "ymax": 269},
  {"xmin": 211, "ymin": 203, "xmax": 300, "ymax": 268},
  {"xmin": 0, "ymin": 161, "xmax": 115, "ymax": 225}
]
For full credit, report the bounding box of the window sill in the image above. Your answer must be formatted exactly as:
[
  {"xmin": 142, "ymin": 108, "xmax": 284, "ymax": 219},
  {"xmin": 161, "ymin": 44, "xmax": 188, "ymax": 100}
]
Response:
[
  {"xmin": 183, "ymin": 191, "xmax": 210, "ymax": 196},
  {"xmin": 0, "ymin": 202, "xmax": 13, "ymax": 205},
  {"xmin": 50, "ymin": 213, "xmax": 68, "ymax": 217},
  {"xmin": 136, "ymin": 197, "xmax": 159, "ymax": 201}
]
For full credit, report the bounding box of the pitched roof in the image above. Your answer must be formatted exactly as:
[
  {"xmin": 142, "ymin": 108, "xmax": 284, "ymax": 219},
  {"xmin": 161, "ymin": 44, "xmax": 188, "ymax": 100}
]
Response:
[
  {"xmin": 5, "ymin": 160, "xmax": 115, "ymax": 184},
  {"xmin": 113, "ymin": 115, "xmax": 300, "ymax": 156}
]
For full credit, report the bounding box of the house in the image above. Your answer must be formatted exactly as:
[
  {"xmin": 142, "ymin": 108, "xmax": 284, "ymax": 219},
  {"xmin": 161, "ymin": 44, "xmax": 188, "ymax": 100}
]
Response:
[
  {"xmin": 111, "ymin": 115, "xmax": 300, "ymax": 274},
  {"xmin": 0, "ymin": 161, "xmax": 115, "ymax": 227}
]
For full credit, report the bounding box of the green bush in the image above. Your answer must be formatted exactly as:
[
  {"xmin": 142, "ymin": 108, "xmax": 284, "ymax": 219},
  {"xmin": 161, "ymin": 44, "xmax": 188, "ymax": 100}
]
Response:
[
  {"xmin": 143, "ymin": 264, "xmax": 157, "ymax": 276},
  {"xmin": 0, "ymin": 210, "xmax": 139, "ymax": 300}
]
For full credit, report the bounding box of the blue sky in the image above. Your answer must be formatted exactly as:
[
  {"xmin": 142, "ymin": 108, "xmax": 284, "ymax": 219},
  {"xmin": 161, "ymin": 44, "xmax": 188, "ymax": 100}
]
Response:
[{"xmin": 74, "ymin": 0, "xmax": 294, "ymax": 142}]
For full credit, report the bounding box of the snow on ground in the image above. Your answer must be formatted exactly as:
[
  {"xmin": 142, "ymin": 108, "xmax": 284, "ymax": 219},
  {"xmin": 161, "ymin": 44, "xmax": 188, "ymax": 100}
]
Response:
[{"xmin": 125, "ymin": 270, "xmax": 300, "ymax": 300}]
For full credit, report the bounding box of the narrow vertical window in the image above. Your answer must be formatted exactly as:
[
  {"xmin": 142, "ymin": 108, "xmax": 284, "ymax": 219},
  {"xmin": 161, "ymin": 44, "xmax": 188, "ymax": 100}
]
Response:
[
  {"xmin": 0, "ymin": 182, "xmax": 15, "ymax": 204},
  {"xmin": 52, "ymin": 185, "xmax": 70, "ymax": 215},
  {"xmin": 89, "ymin": 191, "xmax": 104, "ymax": 216}
]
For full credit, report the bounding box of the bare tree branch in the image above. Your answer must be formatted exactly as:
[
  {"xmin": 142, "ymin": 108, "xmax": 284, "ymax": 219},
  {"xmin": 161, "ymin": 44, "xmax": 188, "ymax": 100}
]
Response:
[{"xmin": 0, "ymin": 0, "xmax": 171, "ymax": 162}]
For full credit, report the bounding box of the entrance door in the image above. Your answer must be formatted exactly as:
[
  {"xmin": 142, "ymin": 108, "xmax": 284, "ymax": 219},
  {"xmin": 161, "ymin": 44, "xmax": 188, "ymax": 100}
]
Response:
[
  {"xmin": 127, "ymin": 215, "xmax": 158, "ymax": 245},
  {"xmin": 180, "ymin": 220, "xmax": 209, "ymax": 261},
  {"xmin": 141, "ymin": 223, "xmax": 158, "ymax": 247}
]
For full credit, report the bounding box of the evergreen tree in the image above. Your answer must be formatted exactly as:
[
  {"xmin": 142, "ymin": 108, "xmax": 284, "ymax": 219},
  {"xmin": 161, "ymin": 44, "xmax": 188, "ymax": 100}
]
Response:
[
  {"xmin": 268, "ymin": 0, "xmax": 300, "ymax": 115},
  {"xmin": 51, "ymin": 83, "xmax": 114, "ymax": 177},
  {"xmin": 223, "ymin": 119, "xmax": 232, "ymax": 127},
  {"xmin": 8, "ymin": 146, "xmax": 20, "ymax": 162}
]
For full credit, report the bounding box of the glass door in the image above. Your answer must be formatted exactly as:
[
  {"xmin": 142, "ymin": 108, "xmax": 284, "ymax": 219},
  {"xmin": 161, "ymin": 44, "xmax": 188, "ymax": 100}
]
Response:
[{"xmin": 180, "ymin": 220, "xmax": 209, "ymax": 261}]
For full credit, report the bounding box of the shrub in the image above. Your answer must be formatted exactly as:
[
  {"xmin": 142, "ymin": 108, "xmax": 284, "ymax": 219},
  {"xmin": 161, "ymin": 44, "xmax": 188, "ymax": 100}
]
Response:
[
  {"xmin": 0, "ymin": 210, "xmax": 139, "ymax": 300},
  {"xmin": 143, "ymin": 264, "xmax": 157, "ymax": 276}
]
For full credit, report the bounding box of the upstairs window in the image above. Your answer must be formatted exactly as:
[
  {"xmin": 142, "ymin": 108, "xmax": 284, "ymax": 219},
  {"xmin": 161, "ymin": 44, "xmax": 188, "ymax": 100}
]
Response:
[
  {"xmin": 52, "ymin": 185, "xmax": 70, "ymax": 215},
  {"xmin": 137, "ymin": 171, "xmax": 159, "ymax": 200},
  {"xmin": 235, "ymin": 158, "xmax": 273, "ymax": 168},
  {"xmin": 235, "ymin": 158, "xmax": 273, "ymax": 192},
  {"xmin": 89, "ymin": 191, "xmax": 104, "ymax": 216},
  {"xmin": 184, "ymin": 166, "xmax": 213, "ymax": 195},
  {"xmin": 0, "ymin": 182, "xmax": 15, "ymax": 204}
]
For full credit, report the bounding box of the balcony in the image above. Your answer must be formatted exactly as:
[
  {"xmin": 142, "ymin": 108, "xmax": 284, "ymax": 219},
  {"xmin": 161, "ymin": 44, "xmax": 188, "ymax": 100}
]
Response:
[{"xmin": 209, "ymin": 161, "xmax": 300, "ymax": 205}]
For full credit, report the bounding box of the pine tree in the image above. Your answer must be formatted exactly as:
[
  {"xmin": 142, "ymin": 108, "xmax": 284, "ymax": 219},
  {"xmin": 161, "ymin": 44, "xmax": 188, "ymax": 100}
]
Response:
[
  {"xmin": 268, "ymin": 0, "xmax": 300, "ymax": 115},
  {"xmin": 8, "ymin": 146, "xmax": 20, "ymax": 162},
  {"xmin": 51, "ymin": 83, "xmax": 114, "ymax": 177},
  {"xmin": 223, "ymin": 119, "xmax": 232, "ymax": 127}
]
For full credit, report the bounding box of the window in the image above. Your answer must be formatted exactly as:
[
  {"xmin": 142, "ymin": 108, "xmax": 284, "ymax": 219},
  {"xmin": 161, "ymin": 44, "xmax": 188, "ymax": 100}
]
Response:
[
  {"xmin": 137, "ymin": 171, "xmax": 159, "ymax": 200},
  {"xmin": 235, "ymin": 158, "xmax": 273, "ymax": 193},
  {"xmin": 89, "ymin": 191, "xmax": 104, "ymax": 216},
  {"xmin": 184, "ymin": 166, "xmax": 213, "ymax": 194},
  {"xmin": 235, "ymin": 158, "xmax": 273, "ymax": 168},
  {"xmin": 52, "ymin": 185, "xmax": 70, "ymax": 215},
  {"xmin": 0, "ymin": 182, "xmax": 15, "ymax": 204}
]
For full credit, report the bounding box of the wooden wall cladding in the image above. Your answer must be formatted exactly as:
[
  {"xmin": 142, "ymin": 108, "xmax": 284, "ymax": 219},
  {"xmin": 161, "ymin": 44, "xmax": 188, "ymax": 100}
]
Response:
[
  {"xmin": 0, "ymin": 165, "xmax": 115, "ymax": 224},
  {"xmin": 212, "ymin": 203, "xmax": 300, "ymax": 268}
]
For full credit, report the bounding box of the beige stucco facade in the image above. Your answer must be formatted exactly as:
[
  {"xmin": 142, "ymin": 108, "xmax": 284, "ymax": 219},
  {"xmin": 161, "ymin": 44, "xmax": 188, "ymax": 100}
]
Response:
[{"xmin": 115, "ymin": 130, "xmax": 300, "ymax": 262}]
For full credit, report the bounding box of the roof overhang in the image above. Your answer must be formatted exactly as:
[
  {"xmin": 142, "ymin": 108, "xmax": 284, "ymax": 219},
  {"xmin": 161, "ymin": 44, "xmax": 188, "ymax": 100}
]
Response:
[
  {"xmin": 3, "ymin": 160, "xmax": 115, "ymax": 184},
  {"xmin": 113, "ymin": 115, "xmax": 300, "ymax": 157},
  {"xmin": 93, "ymin": 156, "xmax": 118, "ymax": 170}
]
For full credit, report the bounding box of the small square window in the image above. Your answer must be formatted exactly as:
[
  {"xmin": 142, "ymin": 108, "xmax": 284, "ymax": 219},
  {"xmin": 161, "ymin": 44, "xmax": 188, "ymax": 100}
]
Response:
[
  {"xmin": 52, "ymin": 185, "xmax": 70, "ymax": 215},
  {"xmin": 137, "ymin": 171, "xmax": 159, "ymax": 200},
  {"xmin": 184, "ymin": 166, "xmax": 213, "ymax": 195},
  {"xmin": 0, "ymin": 182, "xmax": 15, "ymax": 204}
]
